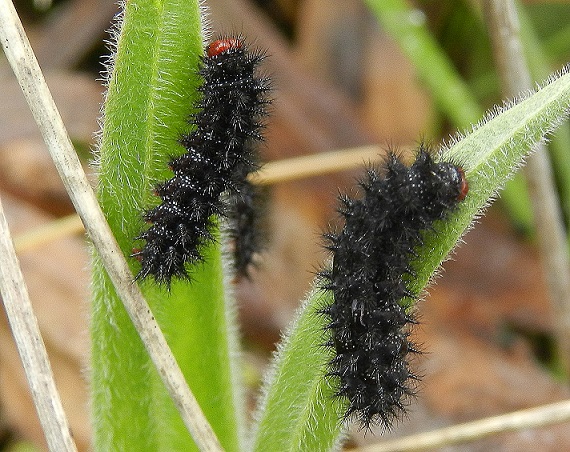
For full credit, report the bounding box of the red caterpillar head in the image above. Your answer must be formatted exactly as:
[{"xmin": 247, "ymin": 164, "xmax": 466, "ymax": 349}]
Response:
[{"xmin": 207, "ymin": 38, "xmax": 243, "ymax": 57}]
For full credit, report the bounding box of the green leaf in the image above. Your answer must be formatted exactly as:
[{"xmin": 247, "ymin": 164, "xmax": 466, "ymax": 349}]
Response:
[
  {"xmin": 251, "ymin": 68, "xmax": 570, "ymax": 450},
  {"xmin": 427, "ymin": 68, "xmax": 570, "ymax": 291},
  {"xmin": 364, "ymin": 0, "xmax": 534, "ymax": 232},
  {"xmin": 251, "ymin": 288, "xmax": 344, "ymax": 452},
  {"xmin": 91, "ymin": 1, "xmax": 242, "ymax": 450},
  {"xmin": 517, "ymin": 3, "xmax": 570, "ymax": 236}
]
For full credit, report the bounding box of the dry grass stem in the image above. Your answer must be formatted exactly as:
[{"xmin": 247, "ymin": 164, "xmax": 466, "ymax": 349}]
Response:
[
  {"xmin": 13, "ymin": 213, "xmax": 84, "ymax": 252},
  {"xmin": 13, "ymin": 146, "xmax": 386, "ymax": 251},
  {"xmin": 0, "ymin": 196, "xmax": 78, "ymax": 452},
  {"xmin": 250, "ymin": 145, "xmax": 383, "ymax": 185},
  {"xmin": 350, "ymin": 399, "xmax": 570, "ymax": 452}
]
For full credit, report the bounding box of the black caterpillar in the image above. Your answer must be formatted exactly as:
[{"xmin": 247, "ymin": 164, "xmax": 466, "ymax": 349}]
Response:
[
  {"xmin": 134, "ymin": 37, "xmax": 270, "ymax": 285},
  {"xmin": 319, "ymin": 147, "xmax": 468, "ymax": 429}
]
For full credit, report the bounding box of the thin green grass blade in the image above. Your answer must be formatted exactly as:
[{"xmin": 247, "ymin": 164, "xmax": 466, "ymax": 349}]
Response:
[
  {"xmin": 251, "ymin": 68, "xmax": 570, "ymax": 451},
  {"xmin": 92, "ymin": 1, "xmax": 241, "ymax": 450}
]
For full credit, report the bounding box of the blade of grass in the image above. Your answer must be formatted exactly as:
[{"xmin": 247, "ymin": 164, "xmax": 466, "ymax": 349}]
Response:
[
  {"xmin": 251, "ymin": 68, "xmax": 570, "ymax": 450},
  {"xmin": 93, "ymin": 1, "xmax": 241, "ymax": 450}
]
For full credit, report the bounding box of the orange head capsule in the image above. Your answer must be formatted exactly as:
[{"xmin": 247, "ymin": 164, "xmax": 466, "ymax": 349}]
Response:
[{"xmin": 206, "ymin": 38, "xmax": 243, "ymax": 57}]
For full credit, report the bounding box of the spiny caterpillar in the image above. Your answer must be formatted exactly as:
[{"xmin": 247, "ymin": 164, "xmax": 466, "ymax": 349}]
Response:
[
  {"xmin": 134, "ymin": 37, "xmax": 270, "ymax": 285},
  {"xmin": 319, "ymin": 147, "xmax": 468, "ymax": 429}
]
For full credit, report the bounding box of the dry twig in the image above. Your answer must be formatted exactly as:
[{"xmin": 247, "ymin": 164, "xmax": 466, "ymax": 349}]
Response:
[
  {"xmin": 350, "ymin": 399, "xmax": 570, "ymax": 452},
  {"xmin": 0, "ymin": 195, "xmax": 77, "ymax": 452}
]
